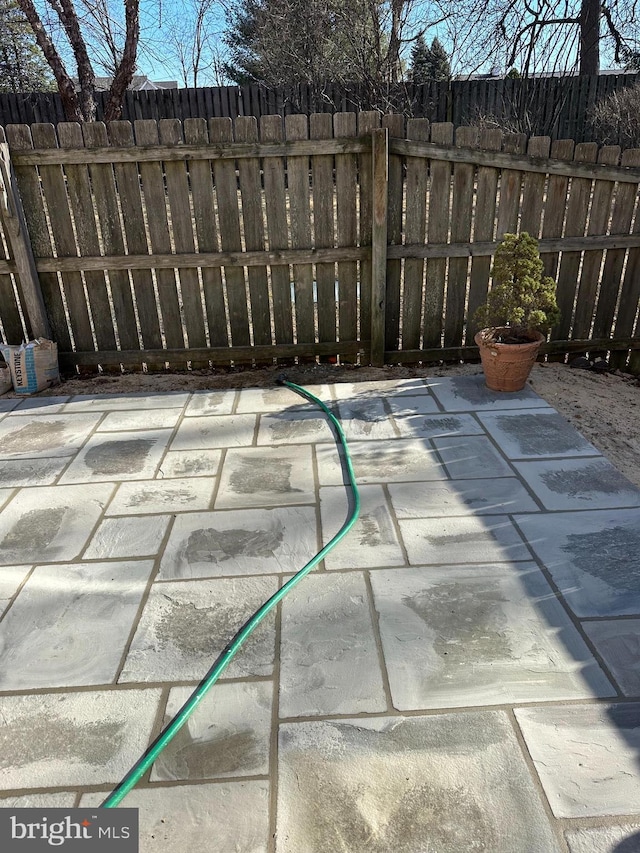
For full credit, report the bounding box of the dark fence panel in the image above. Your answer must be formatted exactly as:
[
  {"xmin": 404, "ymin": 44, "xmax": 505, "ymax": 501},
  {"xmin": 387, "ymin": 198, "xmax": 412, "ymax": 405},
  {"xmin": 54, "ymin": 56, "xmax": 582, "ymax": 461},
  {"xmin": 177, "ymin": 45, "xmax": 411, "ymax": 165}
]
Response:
[{"xmin": 2, "ymin": 73, "xmax": 640, "ymax": 143}]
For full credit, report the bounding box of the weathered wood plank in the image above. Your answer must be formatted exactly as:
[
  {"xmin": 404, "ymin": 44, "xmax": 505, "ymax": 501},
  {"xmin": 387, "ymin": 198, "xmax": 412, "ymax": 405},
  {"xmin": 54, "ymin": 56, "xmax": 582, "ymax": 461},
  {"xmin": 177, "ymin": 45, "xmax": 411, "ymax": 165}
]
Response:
[
  {"xmin": 445, "ymin": 125, "xmax": 476, "ymax": 347},
  {"xmin": 382, "ymin": 113, "xmax": 404, "ymax": 352},
  {"xmin": 402, "ymin": 118, "xmax": 430, "ymax": 350},
  {"xmin": 423, "ymin": 122, "xmax": 453, "ymax": 348},
  {"xmin": 107, "ymin": 121, "xmax": 162, "ymax": 351},
  {"xmin": 520, "ymin": 136, "xmax": 551, "ymax": 237},
  {"xmin": 133, "ymin": 120, "xmax": 185, "ymax": 353},
  {"xmin": 595, "ymin": 149, "xmax": 640, "ymax": 364},
  {"xmin": 4, "ymin": 125, "xmax": 70, "ymax": 348},
  {"xmin": 82, "ymin": 123, "xmax": 139, "ymax": 358},
  {"xmin": 30, "ymin": 124, "xmax": 94, "ymax": 352},
  {"xmin": 370, "ymin": 127, "xmax": 388, "ymax": 367},
  {"xmin": 182, "ymin": 118, "xmax": 228, "ymax": 350},
  {"xmin": 310, "ymin": 113, "xmax": 337, "ymax": 356},
  {"xmin": 357, "ymin": 111, "xmax": 381, "ymax": 356},
  {"xmin": 496, "ymin": 132, "xmax": 526, "ymax": 238},
  {"xmin": 466, "ymin": 128, "xmax": 502, "ymax": 342},
  {"xmin": 11, "ymin": 138, "xmax": 369, "ymax": 166},
  {"xmin": 235, "ymin": 116, "xmax": 272, "ymax": 348},
  {"xmin": 59, "ymin": 340, "xmax": 365, "ymax": 369},
  {"xmin": 0, "ymin": 226, "xmax": 24, "ymax": 343},
  {"xmin": 56, "ymin": 123, "xmax": 116, "ymax": 352},
  {"xmin": 614, "ymin": 159, "xmax": 640, "ymax": 372},
  {"xmin": 540, "ymin": 138, "xmax": 575, "ymax": 287},
  {"xmin": 285, "ymin": 114, "xmax": 315, "ymax": 348},
  {"xmin": 260, "ymin": 115, "xmax": 293, "ymax": 346},
  {"xmin": 572, "ymin": 145, "xmax": 620, "ymax": 343},
  {"xmin": 157, "ymin": 120, "xmax": 207, "ymax": 366},
  {"xmin": 334, "ymin": 112, "xmax": 358, "ymax": 353},
  {"xmin": 209, "ymin": 117, "xmax": 251, "ymax": 347},
  {"xmin": 554, "ymin": 143, "xmax": 598, "ymax": 342}
]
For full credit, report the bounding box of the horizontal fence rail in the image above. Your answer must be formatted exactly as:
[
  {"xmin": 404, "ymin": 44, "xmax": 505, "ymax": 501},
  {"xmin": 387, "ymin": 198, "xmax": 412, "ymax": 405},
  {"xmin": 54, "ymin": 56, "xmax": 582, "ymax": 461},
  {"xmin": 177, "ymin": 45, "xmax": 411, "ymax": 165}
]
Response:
[{"xmin": 1, "ymin": 113, "xmax": 640, "ymax": 374}]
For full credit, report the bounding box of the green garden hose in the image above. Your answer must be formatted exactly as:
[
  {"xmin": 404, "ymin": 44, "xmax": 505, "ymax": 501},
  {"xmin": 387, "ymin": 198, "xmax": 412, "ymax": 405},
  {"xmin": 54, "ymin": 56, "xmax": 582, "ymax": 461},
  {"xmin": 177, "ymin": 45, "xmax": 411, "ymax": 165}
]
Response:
[{"xmin": 101, "ymin": 378, "xmax": 360, "ymax": 808}]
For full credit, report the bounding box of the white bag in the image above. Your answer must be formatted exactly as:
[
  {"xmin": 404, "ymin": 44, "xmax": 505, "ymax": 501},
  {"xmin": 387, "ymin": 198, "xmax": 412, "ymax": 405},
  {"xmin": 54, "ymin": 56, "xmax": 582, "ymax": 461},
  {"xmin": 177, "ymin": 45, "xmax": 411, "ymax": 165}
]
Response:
[{"xmin": 0, "ymin": 339, "xmax": 60, "ymax": 395}]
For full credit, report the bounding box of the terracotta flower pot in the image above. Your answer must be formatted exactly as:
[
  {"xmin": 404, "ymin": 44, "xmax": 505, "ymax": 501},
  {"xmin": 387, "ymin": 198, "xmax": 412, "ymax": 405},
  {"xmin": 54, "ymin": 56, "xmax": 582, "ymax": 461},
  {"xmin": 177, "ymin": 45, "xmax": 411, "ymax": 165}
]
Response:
[{"xmin": 474, "ymin": 328, "xmax": 545, "ymax": 392}]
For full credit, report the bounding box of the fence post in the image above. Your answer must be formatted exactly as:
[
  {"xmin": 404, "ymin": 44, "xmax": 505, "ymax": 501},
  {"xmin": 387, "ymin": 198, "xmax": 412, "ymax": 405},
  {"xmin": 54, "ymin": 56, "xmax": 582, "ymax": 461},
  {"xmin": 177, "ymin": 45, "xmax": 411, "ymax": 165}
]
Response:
[
  {"xmin": 370, "ymin": 127, "xmax": 388, "ymax": 367},
  {"xmin": 0, "ymin": 143, "xmax": 51, "ymax": 339}
]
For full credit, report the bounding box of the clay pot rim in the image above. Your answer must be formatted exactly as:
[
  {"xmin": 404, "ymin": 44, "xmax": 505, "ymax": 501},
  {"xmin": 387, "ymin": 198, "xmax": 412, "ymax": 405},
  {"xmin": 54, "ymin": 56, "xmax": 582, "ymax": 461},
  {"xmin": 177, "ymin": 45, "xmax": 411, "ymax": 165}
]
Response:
[{"xmin": 474, "ymin": 327, "xmax": 545, "ymax": 347}]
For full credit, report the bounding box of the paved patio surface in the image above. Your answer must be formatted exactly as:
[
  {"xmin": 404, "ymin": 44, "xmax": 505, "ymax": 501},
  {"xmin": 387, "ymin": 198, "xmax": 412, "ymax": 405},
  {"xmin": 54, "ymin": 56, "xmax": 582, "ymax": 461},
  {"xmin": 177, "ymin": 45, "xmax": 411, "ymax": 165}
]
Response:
[{"xmin": 0, "ymin": 375, "xmax": 639, "ymax": 852}]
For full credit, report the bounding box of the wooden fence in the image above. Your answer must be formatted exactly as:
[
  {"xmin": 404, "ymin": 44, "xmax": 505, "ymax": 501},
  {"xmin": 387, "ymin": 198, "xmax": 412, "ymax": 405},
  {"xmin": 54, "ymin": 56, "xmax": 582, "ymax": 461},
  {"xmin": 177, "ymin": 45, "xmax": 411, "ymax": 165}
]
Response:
[
  {"xmin": 2, "ymin": 73, "xmax": 640, "ymax": 144},
  {"xmin": 1, "ymin": 113, "xmax": 640, "ymax": 374}
]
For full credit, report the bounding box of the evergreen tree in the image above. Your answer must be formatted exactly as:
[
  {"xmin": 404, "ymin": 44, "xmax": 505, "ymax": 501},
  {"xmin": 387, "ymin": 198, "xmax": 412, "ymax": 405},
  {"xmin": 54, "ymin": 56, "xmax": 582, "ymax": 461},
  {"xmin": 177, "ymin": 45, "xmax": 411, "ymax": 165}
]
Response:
[
  {"xmin": 0, "ymin": 0, "xmax": 53, "ymax": 92},
  {"xmin": 410, "ymin": 33, "xmax": 431, "ymax": 84},
  {"xmin": 425, "ymin": 37, "xmax": 450, "ymax": 81}
]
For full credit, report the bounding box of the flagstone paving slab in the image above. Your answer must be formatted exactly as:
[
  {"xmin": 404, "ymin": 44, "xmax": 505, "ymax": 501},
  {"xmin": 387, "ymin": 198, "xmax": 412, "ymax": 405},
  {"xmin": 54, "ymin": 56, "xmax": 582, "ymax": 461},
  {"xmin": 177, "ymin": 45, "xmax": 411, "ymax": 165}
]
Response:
[
  {"xmin": 514, "ymin": 458, "xmax": 640, "ymax": 510},
  {"xmin": 399, "ymin": 515, "xmax": 530, "ymax": 565},
  {"xmin": 0, "ymin": 483, "xmax": 114, "ymax": 565},
  {"xmin": 184, "ymin": 390, "xmax": 236, "ymax": 417},
  {"xmin": 0, "ymin": 793, "xmax": 77, "ymax": 807},
  {"xmin": 319, "ymin": 485, "xmax": 404, "ymax": 569},
  {"xmin": 336, "ymin": 399, "xmax": 398, "ymax": 440},
  {"xmin": 0, "ymin": 414, "xmax": 100, "ymax": 458},
  {"xmin": 237, "ymin": 385, "xmax": 332, "ymax": 413},
  {"xmin": 80, "ymin": 781, "xmax": 271, "ymax": 853},
  {"xmin": 97, "ymin": 409, "xmax": 181, "ymax": 432},
  {"xmin": 277, "ymin": 712, "xmax": 560, "ymax": 853},
  {"xmin": 386, "ymin": 395, "xmax": 440, "ymax": 416},
  {"xmin": 371, "ymin": 564, "xmax": 614, "ymax": 710},
  {"xmin": 151, "ymin": 681, "xmax": 273, "ymax": 781},
  {"xmin": 0, "ymin": 565, "xmax": 30, "ymax": 613},
  {"xmin": 315, "ymin": 438, "xmax": 447, "ymax": 486},
  {"xmin": 515, "ymin": 508, "xmax": 640, "ymax": 617},
  {"xmin": 170, "ymin": 414, "xmax": 257, "ymax": 451},
  {"xmin": 581, "ymin": 620, "xmax": 640, "ymax": 696},
  {"xmin": 216, "ymin": 446, "xmax": 315, "ymax": 508},
  {"xmin": 257, "ymin": 412, "xmax": 334, "ymax": 445},
  {"xmin": 332, "ymin": 378, "xmax": 432, "ymax": 399},
  {"xmin": 59, "ymin": 430, "xmax": 173, "ymax": 483},
  {"xmin": 0, "ymin": 399, "xmax": 20, "ymax": 413},
  {"xmin": 105, "ymin": 477, "xmax": 216, "ymax": 515},
  {"xmin": 478, "ymin": 409, "xmax": 600, "ymax": 458},
  {"xmin": 515, "ymin": 703, "xmax": 640, "ymax": 818},
  {"xmin": 392, "ymin": 411, "xmax": 485, "ymax": 439},
  {"xmin": 279, "ymin": 572, "xmax": 387, "ymax": 717},
  {"xmin": 12, "ymin": 396, "xmax": 71, "ymax": 414},
  {"xmin": 156, "ymin": 449, "xmax": 221, "ymax": 479},
  {"xmin": 0, "ymin": 457, "xmax": 68, "ymax": 487},
  {"xmin": 159, "ymin": 507, "xmax": 318, "ymax": 579},
  {"xmin": 120, "ymin": 576, "xmax": 278, "ymax": 682},
  {"xmin": 0, "ymin": 688, "xmax": 161, "ymax": 790},
  {"xmin": 389, "ymin": 477, "xmax": 540, "ymax": 517},
  {"xmin": 565, "ymin": 824, "xmax": 640, "ymax": 853},
  {"xmin": 0, "ymin": 561, "xmax": 154, "ymax": 690},
  {"xmin": 426, "ymin": 375, "xmax": 549, "ymax": 411},
  {"xmin": 63, "ymin": 393, "xmax": 189, "ymax": 412},
  {"xmin": 83, "ymin": 516, "xmax": 170, "ymax": 559},
  {"xmin": 433, "ymin": 435, "xmax": 514, "ymax": 479}
]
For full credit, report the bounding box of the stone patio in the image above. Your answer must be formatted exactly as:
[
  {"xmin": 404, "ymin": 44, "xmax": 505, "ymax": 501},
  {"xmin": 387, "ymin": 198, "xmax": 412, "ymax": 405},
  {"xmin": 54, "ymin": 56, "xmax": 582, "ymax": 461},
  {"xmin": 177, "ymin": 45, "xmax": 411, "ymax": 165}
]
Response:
[{"xmin": 0, "ymin": 375, "xmax": 639, "ymax": 852}]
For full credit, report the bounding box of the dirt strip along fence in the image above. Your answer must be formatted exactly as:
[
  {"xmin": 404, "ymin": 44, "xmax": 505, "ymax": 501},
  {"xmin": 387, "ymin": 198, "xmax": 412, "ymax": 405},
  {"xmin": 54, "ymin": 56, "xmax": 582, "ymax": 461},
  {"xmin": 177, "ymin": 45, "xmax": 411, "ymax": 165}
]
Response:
[
  {"xmin": 0, "ymin": 113, "xmax": 640, "ymax": 375},
  {"xmin": 2, "ymin": 73, "xmax": 640, "ymax": 144}
]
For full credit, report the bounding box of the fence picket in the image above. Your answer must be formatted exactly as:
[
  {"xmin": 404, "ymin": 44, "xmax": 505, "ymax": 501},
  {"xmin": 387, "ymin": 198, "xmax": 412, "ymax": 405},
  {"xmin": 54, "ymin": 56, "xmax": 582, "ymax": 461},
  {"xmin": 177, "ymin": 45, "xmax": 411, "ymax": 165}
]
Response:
[
  {"xmin": 133, "ymin": 119, "xmax": 185, "ymax": 357},
  {"xmin": 358, "ymin": 111, "xmax": 381, "ymax": 351},
  {"xmin": 402, "ymin": 118, "xmax": 430, "ymax": 351},
  {"xmin": 382, "ymin": 113, "xmax": 404, "ymax": 352},
  {"xmin": 445, "ymin": 125, "xmax": 476, "ymax": 347},
  {"xmin": 57, "ymin": 123, "xmax": 116, "ymax": 353},
  {"xmin": 260, "ymin": 115, "xmax": 293, "ymax": 347},
  {"xmin": 107, "ymin": 121, "xmax": 162, "ymax": 352},
  {"xmin": 520, "ymin": 136, "xmax": 551, "ymax": 236},
  {"xmin": 235, "ymin": 116, "xmax": 272, "ymax": 349},
  {"xmin": 466, "ymin": 128, "xmax": 502, "ymax": 343},
  {"xmin": 334, "ymin": 112, "xmax": 358, "ymax": 355},
  {"xmin": 310, "ymin": 113, "xmax": 337, "ymax": 357},
  {"xmin": 30, "ymin": 123, "xmax": 94, "ymax": 353},
  {"xmin": 423, "ymin": 122, "xmax": 453, "ymax": 349}
]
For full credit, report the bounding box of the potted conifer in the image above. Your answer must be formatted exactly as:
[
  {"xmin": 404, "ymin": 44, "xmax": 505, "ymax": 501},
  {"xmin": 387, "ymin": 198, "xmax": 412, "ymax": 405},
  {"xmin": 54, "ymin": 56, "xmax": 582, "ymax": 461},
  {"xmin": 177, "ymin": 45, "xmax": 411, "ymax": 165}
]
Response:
[{"xmin": 474, "ymin": 232, "xmax": 560, "ymax": 392}]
